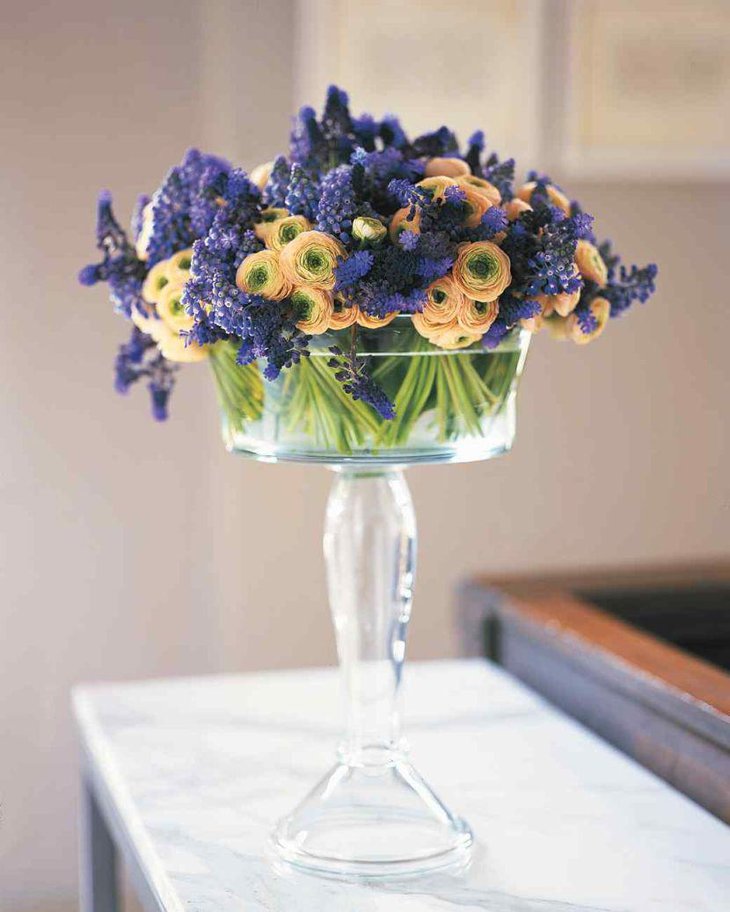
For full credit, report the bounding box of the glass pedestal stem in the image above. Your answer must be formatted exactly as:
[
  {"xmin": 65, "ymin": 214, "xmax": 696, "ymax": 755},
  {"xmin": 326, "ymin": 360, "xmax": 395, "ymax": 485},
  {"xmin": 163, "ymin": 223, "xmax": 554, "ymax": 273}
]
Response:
[
  {"xmin": 272, "ymin": 468, "xmax": 472, "ymax": 879},
  {"xmin": 325, "ymin": 469, "xmax": 415, "ymax": 768}
]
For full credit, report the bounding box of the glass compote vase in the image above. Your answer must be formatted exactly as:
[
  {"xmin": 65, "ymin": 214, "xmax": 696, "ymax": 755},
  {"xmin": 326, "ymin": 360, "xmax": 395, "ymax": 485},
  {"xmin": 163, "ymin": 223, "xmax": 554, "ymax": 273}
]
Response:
[{"xmin": 209, "ymin": 319, "xmax": 531, "ymax": 879}]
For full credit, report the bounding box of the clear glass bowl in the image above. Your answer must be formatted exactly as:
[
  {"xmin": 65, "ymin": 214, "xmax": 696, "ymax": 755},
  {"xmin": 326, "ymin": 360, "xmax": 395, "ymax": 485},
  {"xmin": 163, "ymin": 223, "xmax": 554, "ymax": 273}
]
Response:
[{"xmin": 209, "ymin": 320, "xmax": 531, "ymax": 466}]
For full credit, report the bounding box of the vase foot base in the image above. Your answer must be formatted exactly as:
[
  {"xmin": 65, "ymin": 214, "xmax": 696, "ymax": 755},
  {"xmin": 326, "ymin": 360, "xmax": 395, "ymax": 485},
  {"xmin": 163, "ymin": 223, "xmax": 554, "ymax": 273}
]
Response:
[{"xmin": 271, "ymin": 756, "xmax": 473, "ymax": 880}]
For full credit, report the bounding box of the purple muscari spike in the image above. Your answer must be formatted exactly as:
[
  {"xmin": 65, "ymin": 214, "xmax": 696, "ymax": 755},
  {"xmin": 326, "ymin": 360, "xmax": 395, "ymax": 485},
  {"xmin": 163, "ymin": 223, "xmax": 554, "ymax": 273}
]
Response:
[
  {"xmin": 464, "ymin": 130, "xmax": 485, "ymax": 176},
  {"xmin": 321, "ymin": 85, "xmax": 352, "ymax": 146},
  {"xmin": 131, "ymin": 194, "xmax": 151, "ymax": 241},
  {"xmin": 285, "ymin": 163, "xmax": 319, "ymax": 221},
  {"xmin": 352, "ymin": 113, "xmax": 378, "ymax": 151},
  {"xmin": 483, "ymin": 156, "xmax": 515, "ymax": 200},
  {"xmin": 145, "ymin": 148, "xmax": 232, "ymax": 266},
  {"xmin": 328, "ymin": 346, "xmax": 396, "ymax": 420},
  {"xmin": 316, "ymin": 165, "xmax": 357, "ymax": 242},
  {"xmin": 387, "ymin": 178, "xmax": 431, "ymax": 218},
  {"xmin": 147, "ymin": 353, "xmax": 178, "ymax": 421},
  {"xmin": 411, "ymin": 125, "xmax": 459, "ymax": 158},
  {"xmin": 79, "ymin": 190, "xmax": 146, "ymax": 317},
  {"xmin": 481, "ymin": 206, "xmax": 508, "ymax": 239},
  {"xmin": 335, "ymin": 251, "xmax": 374, "ymax": 290},
  {"xmin": 482, "ymin": 318, "xmax": 510, "ymax": 349},
  {"xmin": 263, "ymin": 156, "xmax": 290, "ymax": 208},
  {"xmin": 290, "ymin": 104, "xmax": 326, "ymax": 169},
  {"xmin": 379, "ymin": 115, "xmax": 409, "ymax": 150},
  {"xmin": 603, "ymin": 262, "xmax": 658, "ymax": 317},
  {"xmin": 398, "ymin": 230, "xmax": 419, "ymax": 251}
]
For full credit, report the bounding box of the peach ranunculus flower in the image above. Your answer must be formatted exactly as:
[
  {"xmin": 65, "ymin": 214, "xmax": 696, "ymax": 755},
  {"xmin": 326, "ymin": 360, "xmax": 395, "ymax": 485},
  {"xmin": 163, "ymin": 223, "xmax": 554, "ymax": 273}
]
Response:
[
  {"xmin": 424, "ymin": 157, "xmax": 471, "ymax": 179},
  {"xmin": 536, "ymin": 286, "xmax": 581, "ymax": 318},
  {"xmin": 235, "ymin": 249, "xmax": 292, "ymax": 300},
  {"xmin": 504, "ymin": 198, "xmax": 532, "ymax": 221},
  {"xmin": 452, "ymin": 241, "xmax": 511, "ymax": 302},
  {"xmin": 250, "ymin": 160, "xmax": 274, "ymax": 191},
  {"xmin": 459, "ymin": 183, "xmax": 493, "ymax": 229},
  {"xmin": 520, "ymin": 312, "xmax": 544, "ymax": 334},
  {"xmin": 416, "ymin": 175, "xmax": 457, "ymax": 202},
  {"xmin": 254, "ymin": 207, "xmax": 290, "ymax": 243},
  {"xmin": 575, "ymin": 240, "xmax": 608, "ymax": 288},
  {"xmin": 456, "ymin": 175, "xmax": 501, "ymax": 207},
  {"xmin": 328, "ymin": 299, "xmax": 359, "ymax": 330},
  {"xmin": 457, "ymin": 297, "xmax": 499, "ymax": 334},
  {"xmin": 290, "ymin": 287, "xmax": 334, "ymax": 335},
  {"xmin": 279, "ymin": 230, "xmax": 345, "ymax": 291},
  {"xmin": 516, "ymin": 181, "xmax": 571, "ymax": 216},
  {"xmin": 389, "ymin": 206, "xmax": 422, "ymax": 243},
  {"xmin": 423, "ymin": 275, "xmax": 465, "ymax": 323},
  {"xmin": 567, "ymin": 296, "xmax": 610, "ymax": 345},
  {"xmin": 357, "ymin": 310, "xmax": 397, "ymax": 329},
  {"xmin": 265, "ymin": 215, "xmax": 312, "ymax": 251},
  {"xmin": 429, "ymin": 321, "xmax": 481, "ymax": 350}
]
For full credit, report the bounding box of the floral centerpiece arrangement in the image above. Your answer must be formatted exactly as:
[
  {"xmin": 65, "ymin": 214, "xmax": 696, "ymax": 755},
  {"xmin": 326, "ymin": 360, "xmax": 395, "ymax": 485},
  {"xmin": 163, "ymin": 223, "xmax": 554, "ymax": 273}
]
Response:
[
  {"xmin": 79, "ymin": 87, "xmax": 658, "ymax": 877},
  {"xmin": 80, "ymin": 85, "xmax": 656, "ymax": 458}
]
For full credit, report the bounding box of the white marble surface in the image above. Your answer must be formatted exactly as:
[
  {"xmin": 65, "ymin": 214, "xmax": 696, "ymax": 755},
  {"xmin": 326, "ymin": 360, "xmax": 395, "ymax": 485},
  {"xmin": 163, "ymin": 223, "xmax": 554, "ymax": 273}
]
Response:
[{"xmin": 73, "ymin": 660, "xmax": 730, "ymax": 911}]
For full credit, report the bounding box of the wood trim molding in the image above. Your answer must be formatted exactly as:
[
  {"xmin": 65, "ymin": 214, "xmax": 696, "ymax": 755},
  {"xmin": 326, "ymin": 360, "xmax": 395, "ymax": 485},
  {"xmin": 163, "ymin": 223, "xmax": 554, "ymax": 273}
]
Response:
[{"xmin": 456, "ymin": 579, "xmax": 730, "ymax": 820}]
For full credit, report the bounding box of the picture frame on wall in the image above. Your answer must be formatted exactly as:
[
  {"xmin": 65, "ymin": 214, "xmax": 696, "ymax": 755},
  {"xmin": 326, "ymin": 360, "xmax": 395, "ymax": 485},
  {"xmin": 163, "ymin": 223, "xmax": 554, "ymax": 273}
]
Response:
[{"xmin": 555, "ymin": 0, "xmax": 730, "ymax": 179}]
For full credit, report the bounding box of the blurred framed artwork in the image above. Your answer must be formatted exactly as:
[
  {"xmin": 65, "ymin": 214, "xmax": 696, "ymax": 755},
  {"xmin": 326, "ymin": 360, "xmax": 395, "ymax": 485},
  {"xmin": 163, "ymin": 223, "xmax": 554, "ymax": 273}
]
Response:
[
  {"xmin": 557, "ymin": 0, "xmax": 730, "ymax": 179},
  {"xmin": 295, "ymin": 0, "xmax": 547, "ymax": 168}
]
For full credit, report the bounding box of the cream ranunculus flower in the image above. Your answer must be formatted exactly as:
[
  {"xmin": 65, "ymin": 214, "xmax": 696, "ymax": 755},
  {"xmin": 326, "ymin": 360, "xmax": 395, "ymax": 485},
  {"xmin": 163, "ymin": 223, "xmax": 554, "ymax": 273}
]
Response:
[
  {"xmin": 156, "ymin": 282, "xmax": 194, "ymax": 333},
  {"xmin": 416, "ymin": 175, "xmax": 457, "ymax": 202},
  {"xmin": 352, "ymin": 216, "xmax": 387, "ymax": 246},
  {"xmin": 424, "ymin": 157, "xmax": 470, "ymax": 179},
  {"xmin": 235, "ymin": 249, "xmax": 292, "ymax": 300},
  {"xmin": 141, "ymin": 259, "xmax": 171, "ymax": 305},
  {"xmin": 575, "ymin": 240, "xmax": 608, "ymax": 288},
  {"xmin": 290, "ymin": 287, "xmax": 334, "ymax": 335},
  {"xmin": 457, "ymin": 297, "xmax": 499, "ymax": 334},
  {"xmin": 389, "ymin": 207, "xmax": 422, "ymax": 243},
  {"xmin": 254, "ymin": 207, "xmax": 290, "ymax": 243},
  {"xmin": 456, "ymin": 175, "xmax": 501, "ymax": 207},
  {"xmin": 131, "ymin": 299, "xmax": 207, "ymax": 363},
  {"xmin": 328, "ymin": 299, "xmax": 359, "ymax": 330},
  {"xmin": 250, "ymin": 160, "xmax": 274, "ymax": 191},
  {"xmin": 165, "ymin": 248, "xmax": 194, "ymax": 285},
  {"xmin": 567, "ymin": 296, "xmax": 610, "ymax": 345},
  {"xmin": 516, "ymin": 181, "xmax": 571, "ymax": 216},
  {"xmin": 266, "ymin": 215, "xmax": 311, "ymax": 251},
  {"xmin": 279, "ymin": 230, "xmax": 345, "ymax": 291},
  {"xmin": 357, "ymin": 310, "xmax": 397, "ymax": 329},
  {"xmin": 452, "ymin": 241, "xmax": 511, "ymax": 302},
  {"xmin": 130, "ymin": 301, "xmax": 158, "ymax": 336},
  {"xmin": 505, "ymin": 198, "xmax": 532, "ymax": 221},
  {"xmin": 156, "ymin": 322, "xmax": 209, "ymax": 363}
]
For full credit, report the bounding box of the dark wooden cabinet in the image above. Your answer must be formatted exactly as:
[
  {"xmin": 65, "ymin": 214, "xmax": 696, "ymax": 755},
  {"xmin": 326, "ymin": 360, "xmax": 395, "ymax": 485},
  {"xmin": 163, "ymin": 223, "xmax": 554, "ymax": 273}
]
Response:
[{"xmin": 457, "ymin": 563, "xmax": 730, "ymax": 822}]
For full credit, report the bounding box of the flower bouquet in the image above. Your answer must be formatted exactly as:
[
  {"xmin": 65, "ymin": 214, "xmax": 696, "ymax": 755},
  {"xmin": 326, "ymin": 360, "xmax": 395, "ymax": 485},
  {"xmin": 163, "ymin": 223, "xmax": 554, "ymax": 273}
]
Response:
[{"xmin": 80, "ymin": 86, "xmax": 656, "ymax": 878}]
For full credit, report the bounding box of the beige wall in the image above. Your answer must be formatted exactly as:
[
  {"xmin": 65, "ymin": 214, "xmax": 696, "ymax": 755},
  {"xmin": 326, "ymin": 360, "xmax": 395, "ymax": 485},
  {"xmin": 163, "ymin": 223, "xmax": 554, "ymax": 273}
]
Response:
[{"xmin": 1, "ymin": 2, "xmax": 728, "ymax": 910}]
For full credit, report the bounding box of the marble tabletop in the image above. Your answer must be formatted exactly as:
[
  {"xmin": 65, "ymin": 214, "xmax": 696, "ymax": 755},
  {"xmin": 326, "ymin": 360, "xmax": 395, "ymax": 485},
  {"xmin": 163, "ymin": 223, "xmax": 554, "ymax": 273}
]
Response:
[{"xmin": 73, "ymin": 659, "xmax": 730, "ymax": 911}]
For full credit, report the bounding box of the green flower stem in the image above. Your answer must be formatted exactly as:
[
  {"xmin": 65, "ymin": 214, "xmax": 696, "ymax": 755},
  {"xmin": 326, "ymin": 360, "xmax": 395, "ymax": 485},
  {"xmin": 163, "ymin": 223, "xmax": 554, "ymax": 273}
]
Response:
[{"xmin": 208, "ymin": 329, "xmax": 525, "ymax": 456}]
